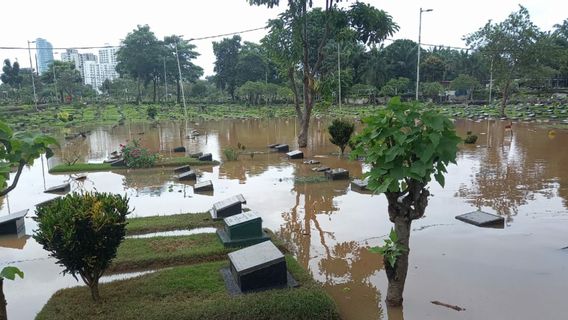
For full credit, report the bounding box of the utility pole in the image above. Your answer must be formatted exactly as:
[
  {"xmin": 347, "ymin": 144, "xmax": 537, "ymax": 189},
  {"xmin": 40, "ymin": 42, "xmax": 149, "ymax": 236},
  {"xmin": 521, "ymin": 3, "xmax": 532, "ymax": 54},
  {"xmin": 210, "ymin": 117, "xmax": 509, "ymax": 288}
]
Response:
[
  {"xmin": 416, "ymin": 8, "xmax": 433, "ymax": 101},
  {"xmin": 488, "ymin": 57, "xmax": 494, "ymax": 104},
  {"xmin": 163, "ymin": 57, "xmax": 168, "ymax": 103},
  {"xmin": 175, "ymin": 39, "xmax": 188, "ymax": 135},
  {"xmin": 338, "ymin": 42, "xmax": 341, "ymax": 110},
  {"xmin": 27, "ymin": 40, "xmax": 38, "ymax": 111}
]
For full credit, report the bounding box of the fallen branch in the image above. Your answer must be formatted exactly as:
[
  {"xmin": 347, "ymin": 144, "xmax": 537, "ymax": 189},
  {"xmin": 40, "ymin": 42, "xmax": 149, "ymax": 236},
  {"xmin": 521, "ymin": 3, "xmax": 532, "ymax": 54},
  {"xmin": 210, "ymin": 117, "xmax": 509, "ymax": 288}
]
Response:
[{"xmin": 431, "ymin": 300, "xmax": 466, "ymax": 311}]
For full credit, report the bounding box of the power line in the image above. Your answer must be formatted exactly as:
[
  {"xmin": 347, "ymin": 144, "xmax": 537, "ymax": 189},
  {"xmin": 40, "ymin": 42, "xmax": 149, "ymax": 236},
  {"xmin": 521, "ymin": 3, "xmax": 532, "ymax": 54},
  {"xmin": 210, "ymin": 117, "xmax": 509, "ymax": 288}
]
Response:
[{"xmin": 0, "ymin": 26, "xmax": 269, "ymax": 51}]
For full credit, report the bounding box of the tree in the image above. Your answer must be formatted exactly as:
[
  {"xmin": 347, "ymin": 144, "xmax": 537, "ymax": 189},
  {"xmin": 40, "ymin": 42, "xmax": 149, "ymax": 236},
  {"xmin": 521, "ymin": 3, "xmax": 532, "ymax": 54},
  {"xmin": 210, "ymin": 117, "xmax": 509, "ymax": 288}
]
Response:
[
  {"xmin": 351, "ymin": 98, "xmax": 460, "ymax": 306},
  {"xmin": 41, "ymin": 61, "xmax": 82, "ymax": 103},
  {"xmin": 163, "ymin": 35, "xmax": 203, "ymax": 104},
  {"xmin": 451, "ymin": 74, "xmax": 480, "ymax": 102},
  {"xmin": 421, "ymin": 81, "xmax": 444, "ymax": 101},
  {"xmin": 465, "ymin": 6, "xmax": 545, "ymax": 116},
  {"xmin": 116, "ymin": 25, "xmax": 163, "ymax": 104},
  {"xmin": 1, "ymin": 59, "xmax": 23, "ymax": 88},
  {"xmin": 252, "ymin": 0, "xmax": 398, "ymax": 147},
  {"xmin": 380, "ymin": 77, "xmax": 410, "ymax": 97},
  {"xmin": 328, "ymin": 119, "xmax": 354, "ymax": 155},
  {"xmin": 213, "ymin": 36, "xmax": 242, "ymax": 100},
  {"xmin": 0, "ymin": 121, "xmax": 55, "ymax": 319},
  {"xmin": 33, "ymin": 192, "xmax": 131, "ymax": 301},
  {"xmin": 382, "ymin": 39, "xmax": 418, "ymax": 81}
]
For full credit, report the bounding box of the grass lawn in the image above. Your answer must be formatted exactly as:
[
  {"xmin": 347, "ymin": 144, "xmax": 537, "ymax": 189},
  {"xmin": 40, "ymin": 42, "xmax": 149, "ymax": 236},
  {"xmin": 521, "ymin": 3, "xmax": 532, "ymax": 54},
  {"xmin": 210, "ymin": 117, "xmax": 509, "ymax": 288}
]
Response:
[
  {"xmin": 37, "ymin": 257, "xmax": 340, "ymax": 320},
  {"xmin": 110, "ymin": 233, "xmax": 230, "ymax": 273},
  {"xmin": 49, "ymin": 157, "xmax": 219, "ymax": 173},
  {"xmin": 126, "ymin": 212, "xmax": 221, "ymax": 235}
]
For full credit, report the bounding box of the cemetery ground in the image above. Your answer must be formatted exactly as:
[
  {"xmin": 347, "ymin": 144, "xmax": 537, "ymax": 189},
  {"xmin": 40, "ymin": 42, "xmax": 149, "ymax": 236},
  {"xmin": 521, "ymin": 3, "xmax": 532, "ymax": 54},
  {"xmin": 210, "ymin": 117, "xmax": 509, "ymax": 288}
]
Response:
[{"xmin": 36, "ymin": 212, "xmax": 340, "ymax": 320}]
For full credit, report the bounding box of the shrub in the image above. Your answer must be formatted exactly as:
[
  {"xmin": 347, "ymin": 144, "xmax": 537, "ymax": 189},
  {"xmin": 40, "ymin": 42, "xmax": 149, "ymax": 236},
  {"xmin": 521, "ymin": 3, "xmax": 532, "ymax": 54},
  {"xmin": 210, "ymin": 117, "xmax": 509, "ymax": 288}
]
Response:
[
  {"xmin": 33, "ymin": 192, "xmax": 131, "ymax": 301},
  {"xmin": 464, "ymin": 131, "xmax": 478, "ymax": 144},
  {"xmin": 328, "ymin": 119, "xmax": 355, "ymax": 155},
  {"xmin": 120, "ymin": 139, "xmax": 158, "ymax": 168},
  {"xmin": 223, "ymin": 148, "xmax": 240, "ymax": 161},
  {"xmin": 147, "ymin": 106, "xmax": 157, "ymax": 120}
]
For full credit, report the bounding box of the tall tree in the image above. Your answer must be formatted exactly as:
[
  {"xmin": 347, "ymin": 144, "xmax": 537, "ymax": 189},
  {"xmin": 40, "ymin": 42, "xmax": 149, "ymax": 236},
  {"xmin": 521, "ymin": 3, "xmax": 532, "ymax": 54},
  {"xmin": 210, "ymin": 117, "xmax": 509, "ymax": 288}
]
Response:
[
  {"xmin": 252, "ymin": 0, "xmax": 398, "ymax": 147},
  {"xmin": 116, "ymin": 25, "xmax": 163, "ymax": 104},
  {"xmin": 213, "ymin": 35, "xmax": 242, "ymax": 100},
  {"xmin": 465, "ymin": 6, "xmax": 546, "ymax": 116},
  {"xmin": 163, "ymin": 35, "xmax": 203, "ymax": 104},
  {"xmin": 41, "ymin": 61, "xmax": 82, "ymax": 103},
  {"xmin": 1, "ymin": 59, "xmax": 23, "ymax": 88}
]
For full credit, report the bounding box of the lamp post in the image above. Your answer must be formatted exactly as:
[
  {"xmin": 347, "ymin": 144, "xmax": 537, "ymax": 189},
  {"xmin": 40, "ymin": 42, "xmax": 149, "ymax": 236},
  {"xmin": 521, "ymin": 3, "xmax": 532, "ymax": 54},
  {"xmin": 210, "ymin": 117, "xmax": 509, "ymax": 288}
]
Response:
[
  {"xmin": 27, "ymin": 40, "xmax": 38, "ymax": 111},
  {"xmin": 415, "ymin": 8, "xmax": 433, "ymax": 101}
]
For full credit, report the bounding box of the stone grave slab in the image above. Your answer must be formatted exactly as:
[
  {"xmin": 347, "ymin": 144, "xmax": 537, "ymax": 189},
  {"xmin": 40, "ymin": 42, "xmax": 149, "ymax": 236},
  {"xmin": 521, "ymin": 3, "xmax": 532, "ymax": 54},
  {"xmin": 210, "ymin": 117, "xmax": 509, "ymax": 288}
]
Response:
[
  {"xmin": 217, "ymin": 211, "xmax": 270, "ymax": 247},
  {"xmin": 227, "ymin": 241, "xmax": 289, "ymax": 292},
  {"xmin": 303, "ymin": 159, "xmax": 320, "ymax": 165},
  {"xmin": 190, "ymin": 152, "xmax": 203, "ymax": 158},
  {"xmin": 286, "ymin": 150, "xmax": 304, "ymax": 159},
  {"xmin": 0, "ymin": 209, "xmax": 28, "ymax": 235},
  {"xmin": 199, "ymin": 153, "xmax": 213, "ymax": 161},
  {"xmin": 194, "ymin": 180, "xmax": 214, "ymax": 192},
  {"xmin": 210, "ymin": 194, "xmax": 247, "ymax": 220},
  {"xmin": 173, "ymin": 146, "xmax": 186, "ymax": 153},
  {"xmin": 455, "ymin": 210, "xmax": 504, "ymax": 228},
  {"xmin": 312, "ymin": 166, "xmax": 331, "ymax": 172},
  {"xmin": 173, "ymin": 165, "xmax": 191, "ymax": 174},
  {"xmin": 110, "ymin": 158, "xmax": 125, "ymax": 167},
  {"xmin": 44, "ymin": 182, "xmax": 71, "ymax": 194},
  {"xmin": 274, "ymin": 144, "xmax": 289, "ymax": 153},
  {"xmin": 267, "ymin": 143, "xmax": 279, "ymax": 148},
  {"xmin": 36, "ymin": 197, "xmax": 61, "ymax": 208},
  {"xmin": 176, "ymin": 170, "xmax": 197, "ymax": 181},
  {"xmin": 325, "ymin": 168, "xmax": 349, "ymax": 180}
]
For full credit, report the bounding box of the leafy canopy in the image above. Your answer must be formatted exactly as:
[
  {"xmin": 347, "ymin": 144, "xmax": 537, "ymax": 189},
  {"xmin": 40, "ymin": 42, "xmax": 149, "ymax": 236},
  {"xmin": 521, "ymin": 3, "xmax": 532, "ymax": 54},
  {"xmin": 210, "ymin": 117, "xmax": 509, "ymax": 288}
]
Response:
[{"xmin": 351, "ymin": 97, "xmax": 460, "ymax": 194}]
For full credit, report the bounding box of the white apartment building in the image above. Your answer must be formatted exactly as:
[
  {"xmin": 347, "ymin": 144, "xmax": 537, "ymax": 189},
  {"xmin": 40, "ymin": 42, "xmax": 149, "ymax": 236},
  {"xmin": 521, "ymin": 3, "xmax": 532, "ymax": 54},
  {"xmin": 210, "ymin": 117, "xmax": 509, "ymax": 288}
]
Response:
[
  {"xmin": 61, "ymin": 45, "xmax": 119, "ymax": 92},
  {"xmin": 83, "ymin": 61, "xmax": 119, "ymax": 92}
]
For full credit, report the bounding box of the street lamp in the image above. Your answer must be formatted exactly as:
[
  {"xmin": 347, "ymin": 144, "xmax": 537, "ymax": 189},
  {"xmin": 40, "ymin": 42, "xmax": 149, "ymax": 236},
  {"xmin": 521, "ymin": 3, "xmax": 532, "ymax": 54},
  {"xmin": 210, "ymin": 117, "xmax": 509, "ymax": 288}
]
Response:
[
  {"xmin": 27, "ymin": 40, "xmax": 38, "ymax": 110},
  {"xmin": 415, "ymin": 8, "xmax": 433, "ymax": 101}
]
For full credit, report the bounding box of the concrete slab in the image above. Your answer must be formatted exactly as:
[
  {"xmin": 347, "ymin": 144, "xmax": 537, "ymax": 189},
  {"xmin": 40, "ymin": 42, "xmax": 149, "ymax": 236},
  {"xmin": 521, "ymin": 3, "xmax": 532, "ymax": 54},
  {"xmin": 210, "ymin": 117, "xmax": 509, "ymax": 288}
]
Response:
[
  {"xmin": 210, "ymin": 194, "xmax": 246, "ymax": 220},
  {"xmin": 0, "ymin": 209, "xmax": 28, "ymax": 235},
  {"xmin": 267, "ymin": 143, "xmax": 279, "ymax": 148},
  {"xmin": 274, "ymin": 144, "xmax": 289, "ymax": 153},
  {"xmin": 173, "ymin": 146, "xmax": 186, "ymax": 153},
  {"xmin": 303, "ymin": 159, "xmax": 320, "ymax": 165},
  {"xmin": 173, "ymin": 165, "xmax": 191, "ymax": 174},
  {"xmin": 286, "ymin": 150, "xmax": 304, "ymax": 159},
  {"xmin": 189, "ymin": 152, "xmax": 203, "ymax": 158},
  {"xmin": 44, "ymin": 182, "xmax": 71, "ymax": 194},
  {"xmin": 199, "ymin": 153, "xmax": 213, "ymax": 161},
  {"xmin": 194, "ymin": 180, "xmax": 213, "ymax": 192},
  {"xmin": 312, "ymin": 166, "xmax": 331, "ymax": 172},
  {"xmin": 325, "ymin": 168, "xmax": 349, "ymax": 180},
  {"xmin": 455, "ymin": 210, "xmax": 505, "ymax": 228},
  {"xmin": 176, "ymin": 170, "xmax": 197, "ymax": 181}
]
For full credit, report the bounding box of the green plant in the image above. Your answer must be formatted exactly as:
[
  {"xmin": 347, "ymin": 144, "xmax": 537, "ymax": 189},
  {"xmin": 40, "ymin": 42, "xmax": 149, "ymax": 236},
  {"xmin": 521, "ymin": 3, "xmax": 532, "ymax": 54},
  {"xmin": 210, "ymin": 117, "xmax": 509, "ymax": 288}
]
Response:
[
  {"xmin": 369, "ymin": 228, "xmax": 406, "ymax": 268},
  {"xmin": 1, "ymin": 267, "xmax": 24, "ymax": 320},
  {"xmin": 120, "ymin": 139, "xmax": 158, "ymax": 168},
  {"xmin": 223, "ymin": 147, "xmax": 240, "ymax": 161},
  {"xmin": 147, "ymin": 106, "xmax": 157, "ymax": 120},
  {"xmin": 464, "ymin": 131, "xmax": 478, "ymax": 144},
  {"xmin": 328, "ymin": 119, "xmax": 355, "ymax": 155},
  {"xmin": 351, "ymin": 97, "xmax": 460, "ymax": 306},
  {"xmin": 33, "ymin": 192, "xmax": 131, "ymax": 301}
]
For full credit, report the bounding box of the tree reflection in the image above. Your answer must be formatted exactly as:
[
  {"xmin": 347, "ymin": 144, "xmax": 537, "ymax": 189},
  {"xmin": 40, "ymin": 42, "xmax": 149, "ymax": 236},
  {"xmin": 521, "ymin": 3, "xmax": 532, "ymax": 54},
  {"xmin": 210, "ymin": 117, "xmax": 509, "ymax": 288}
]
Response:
[{"xmin": 456, "ymin": 120, "xmax": 568, "ymax": 220}]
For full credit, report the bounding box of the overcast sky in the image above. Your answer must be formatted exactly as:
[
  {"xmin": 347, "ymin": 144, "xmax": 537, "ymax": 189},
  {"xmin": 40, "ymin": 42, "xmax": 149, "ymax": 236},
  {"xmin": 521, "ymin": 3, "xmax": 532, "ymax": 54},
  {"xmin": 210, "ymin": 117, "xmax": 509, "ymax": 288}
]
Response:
[{"xmin": 1, "ymin": 0, "xmax": 566, "ymax": 77}]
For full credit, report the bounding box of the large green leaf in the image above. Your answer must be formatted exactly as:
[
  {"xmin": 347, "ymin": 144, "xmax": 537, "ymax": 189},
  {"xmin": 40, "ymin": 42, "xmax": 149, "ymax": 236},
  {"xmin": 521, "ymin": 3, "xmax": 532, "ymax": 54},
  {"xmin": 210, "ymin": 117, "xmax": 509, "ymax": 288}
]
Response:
[{"xmin": 0, "ymin": 266, "xmax": 24, "ymax": 280}]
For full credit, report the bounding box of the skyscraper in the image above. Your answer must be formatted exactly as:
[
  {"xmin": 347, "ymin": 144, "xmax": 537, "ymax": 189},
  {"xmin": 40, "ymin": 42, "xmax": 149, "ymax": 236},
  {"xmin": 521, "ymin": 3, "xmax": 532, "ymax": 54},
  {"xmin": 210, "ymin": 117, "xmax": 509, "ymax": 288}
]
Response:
[{"xmin": 35, "ymin": 38, "xmax": 54, "ymax": 75}]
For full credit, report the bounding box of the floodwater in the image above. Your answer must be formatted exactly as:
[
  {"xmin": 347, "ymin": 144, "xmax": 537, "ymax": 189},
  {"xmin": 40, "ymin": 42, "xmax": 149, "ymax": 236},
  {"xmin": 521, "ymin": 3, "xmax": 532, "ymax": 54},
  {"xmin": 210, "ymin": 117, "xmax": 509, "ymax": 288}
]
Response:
[{"xmin": 1, "ymin": 117, "xmax": 567, "ymax": 320}]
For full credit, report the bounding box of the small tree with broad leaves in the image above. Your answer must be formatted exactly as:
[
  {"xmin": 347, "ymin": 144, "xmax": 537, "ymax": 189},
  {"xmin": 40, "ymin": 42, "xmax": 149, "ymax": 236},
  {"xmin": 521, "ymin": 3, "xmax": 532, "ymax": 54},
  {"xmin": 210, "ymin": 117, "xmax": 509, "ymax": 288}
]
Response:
[{"xmin": 351, "ymin": 97, "xmax": 460, "ymax": 306}]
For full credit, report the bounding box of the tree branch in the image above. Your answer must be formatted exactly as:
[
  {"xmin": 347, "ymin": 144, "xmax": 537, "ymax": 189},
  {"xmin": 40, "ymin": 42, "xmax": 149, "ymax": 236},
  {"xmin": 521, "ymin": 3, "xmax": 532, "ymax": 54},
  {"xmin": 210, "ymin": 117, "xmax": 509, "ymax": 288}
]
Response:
[{"xmin": 0, "ymin": 160, "xmax": 26, "ymax": 197}]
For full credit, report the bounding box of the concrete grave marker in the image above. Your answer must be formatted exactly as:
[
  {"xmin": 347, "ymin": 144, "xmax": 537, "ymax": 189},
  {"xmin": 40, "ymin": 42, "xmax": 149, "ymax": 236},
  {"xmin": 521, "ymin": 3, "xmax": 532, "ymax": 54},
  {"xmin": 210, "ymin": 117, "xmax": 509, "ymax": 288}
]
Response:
[
  {"xmin": 286, "ymin": 150, "xmax": 304, "ymax": 159},
  {"xmin": 455, "ymin": 210, "xmax": 505, "ymax": 228},
  {"xmin": 210, "ymin": 194, "xmax": 247, "ymax": 220},
  {"xmin": 217, "ymin": 211, "xmax": 270, "ymax": 247},
  {"xmin": 194, "ymin": 180, "xmax": 214, "ymax": 193},
  {"xmin": 325, "ymin": 168, "xmax": 349, "ymax": 180},
  {"xmin": 0, "ymin": 209, "xmax": 28, "ymax": 235},
  {"xmin": 173, "ymin": 165, "xmax": 191, "ymax": 174},
  {"xmin": 176, "ymin": 170, "xmax": 197, "ymax": 181},
  {"xmin": 199, "ymin": 153, "xmax": 213, "ymax": 161},
  {"xmin": 44, "ymin": 182, "xmax": 71, "ymax": 194},
  {"xmin": 189, "ymin": 152, "xmax": 203, "ymax": 158},
  {"xmin": 274, "ymin": 144, "xmax": 289, "ymax": 153}
]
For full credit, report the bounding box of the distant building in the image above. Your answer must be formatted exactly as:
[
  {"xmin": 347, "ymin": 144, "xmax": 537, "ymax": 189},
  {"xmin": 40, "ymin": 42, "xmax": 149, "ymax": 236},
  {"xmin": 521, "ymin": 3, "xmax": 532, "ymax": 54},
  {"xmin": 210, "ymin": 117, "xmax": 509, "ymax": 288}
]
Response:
[
  {"xmin": 35, "ymin": 38, "xmax": 54, "ymax": 75},
  {"xmin": 59, "ymin": 44, "xmax": 118, "ymax": 92}
]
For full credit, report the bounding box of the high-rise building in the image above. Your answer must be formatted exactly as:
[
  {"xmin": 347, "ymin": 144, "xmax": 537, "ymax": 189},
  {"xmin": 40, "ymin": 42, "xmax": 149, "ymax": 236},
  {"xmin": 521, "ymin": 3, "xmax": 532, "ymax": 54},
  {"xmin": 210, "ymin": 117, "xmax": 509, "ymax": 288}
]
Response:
[
  {"xmin": 35, "ymin": 38, "xmax": 54, "ymax": 75},
  {"xmin": 99, "ymin": 45, "xmax": 118, "ymax": 65},
  {"xmin": 59, "ymin": 44, "xmax": 118, "ymax": 92}
]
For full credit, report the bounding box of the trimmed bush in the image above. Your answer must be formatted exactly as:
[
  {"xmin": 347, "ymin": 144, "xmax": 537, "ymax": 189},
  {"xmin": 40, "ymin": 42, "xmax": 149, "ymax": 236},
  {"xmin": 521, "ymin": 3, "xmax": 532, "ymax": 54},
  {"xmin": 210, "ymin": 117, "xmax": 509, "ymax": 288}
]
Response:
[
  {"xmin": 33, "ymin": 192, "xmax": 131, "ymax": 301},
  {"xmin": 328, "ymin": 119, "xmax": 355, "ymax": 155},
  {"xmin": 120, "ymin": 139, "xmax": 158, "ymax": 168}
]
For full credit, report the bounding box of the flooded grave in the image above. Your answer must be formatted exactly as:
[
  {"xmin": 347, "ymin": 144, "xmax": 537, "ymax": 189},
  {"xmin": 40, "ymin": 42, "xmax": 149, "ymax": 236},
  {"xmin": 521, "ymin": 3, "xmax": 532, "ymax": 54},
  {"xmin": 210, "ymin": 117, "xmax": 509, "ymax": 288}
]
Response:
[
  {"xmin": 44, "ymin": 182, "xmax": 70, "ymax": 194},
  {"xmin": 176, "ymin": 170, "xmax": 197, "ymax": 181},
  {"xmin": 223, "ymin": 241, "xmax": 294, "ymax": 293},
  {"xmin": 0, "ymin": 209, "xmax": 28, "ymax": 235},
  {"xmin": 455, "ymin": 210, "xmax": 505, "ymax": 228},
  {"xmin": 110, "ymin": 158, "xmax": 125, "ymax": 166},
  {"xmin": 198, "ymin": 153, "xmax": 213, "ymax": 161},
  {"xmin": 189, "ymin": 152, "xmax": 203, "ymax": 158},
  {"xmin": 194, "ymin": 180, "xmax": 214, "ymax": 193},
  {"xmin": 286, "ymin": 150, "xmax": 304, "ymax": 159},
  {"xmin": 325, "ymin": 168, "xmax": 349, "ymax": 180},
  {"xmin": 173, "ymin": 165, "xmax": 191, "ymax": 174},
  {"xmin": 274, "ymin": 144, "xmax": 289, "ymax": 152},
  {"xmin": 173, "ymin": 146, "xmax": 186, "ymax": 153},
  {"xmin": 210, "ymin": 194, "xmax": 247, "ymax": 220},
  {"xmin": 217, "ymin": 211, "xmax": 270, "ymax": 247}
]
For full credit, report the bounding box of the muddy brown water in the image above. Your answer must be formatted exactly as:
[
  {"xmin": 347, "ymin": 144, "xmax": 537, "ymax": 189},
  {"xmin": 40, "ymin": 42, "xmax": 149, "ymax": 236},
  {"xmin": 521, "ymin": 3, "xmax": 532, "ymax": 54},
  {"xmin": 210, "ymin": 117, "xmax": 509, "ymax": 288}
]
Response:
[{"xmin": 1, "ymin": 118, "xmax": 567, "ymax": 320}]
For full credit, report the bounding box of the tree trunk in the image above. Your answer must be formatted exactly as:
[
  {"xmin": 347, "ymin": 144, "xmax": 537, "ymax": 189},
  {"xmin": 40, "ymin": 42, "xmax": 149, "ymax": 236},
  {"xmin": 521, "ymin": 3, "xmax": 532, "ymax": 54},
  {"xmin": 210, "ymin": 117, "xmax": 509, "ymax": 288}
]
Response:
[
  {"xmin": 0, "ymin": 278, "xmax": 7, "ymax": 320},
  {"xmin": 385, "ymin": 216, "xmax": 411, "ymax": 306},
  {"xmin": 136, "ymin": 78, "xmax": 142, "ymax": 105},
  {"xmin": 89, "ymin": 279, "xmax": 100, "ymax": 302},
  {"xmin": 500, "ymin": 81, "xmax": 510, "ymax": 118},
  {"xmin": 152, "ymin": 77, "xmax": 157, "ymax": 103},
  {"xmin": 298, "ymin": 113, "xmax": 309, "ymax": 148},
  {"xmin": 176, "ymin": 79, "xmax": 181, "ymax": 104}
]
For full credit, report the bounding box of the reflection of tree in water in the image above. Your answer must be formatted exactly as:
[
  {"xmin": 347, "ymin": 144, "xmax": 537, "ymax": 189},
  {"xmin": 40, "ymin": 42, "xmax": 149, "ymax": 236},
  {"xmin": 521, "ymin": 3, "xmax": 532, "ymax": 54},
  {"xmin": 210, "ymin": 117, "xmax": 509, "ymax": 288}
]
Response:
[
  {"xmin": 278, "ymin": 170, "xmax": 384, "ymax": 320},
  {"xmin": 456, "ymin": 122, "xmax": 566, "ymax": 220},
  {"xmin": 120, "ymin": 169, "xmax": 173, "ymax": 196}
]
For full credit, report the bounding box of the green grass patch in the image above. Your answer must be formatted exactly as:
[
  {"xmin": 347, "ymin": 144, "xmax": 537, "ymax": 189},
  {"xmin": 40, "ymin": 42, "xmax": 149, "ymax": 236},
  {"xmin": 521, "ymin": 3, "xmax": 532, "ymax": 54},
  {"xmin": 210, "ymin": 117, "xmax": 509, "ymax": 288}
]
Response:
[
  {"xmin": 49, "ymin": 157, "xmax": 219, "ymax": 173},
  {"xmin": 37, "ymin": 257, "xmax": 339, "ymax": 320},
  {"xmin": 126, "ymin": 212, "xmax": 221, "ymax": 235},
  {"xmin": 110, "ymin": 233, "xmax": 230, "ymax": 273}
]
